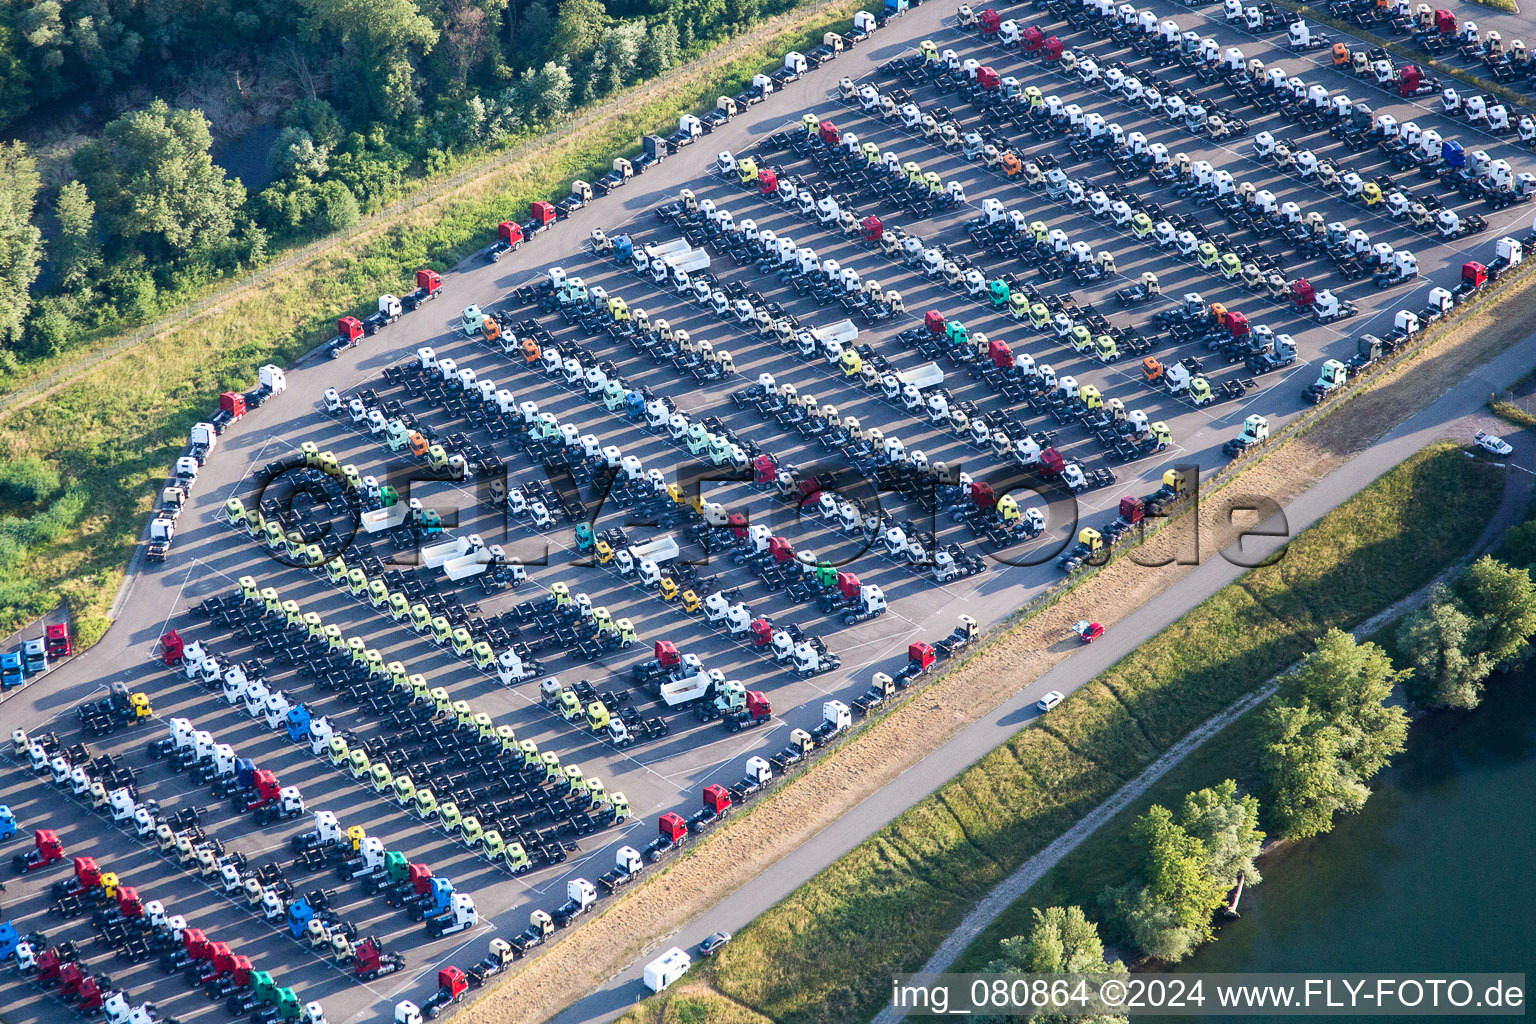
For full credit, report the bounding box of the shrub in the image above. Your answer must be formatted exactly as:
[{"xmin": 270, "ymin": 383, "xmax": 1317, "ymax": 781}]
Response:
[
  {"xmin": 314, "ymin": 180, "xmax": 361, "ymax": 232},
  {"xmin": 0, "ymin": 457, "xmax": 62, "ymax": 503},
  {"xmin": 269, "ymin": 126, "xmax": 331, "ymax": 180}
]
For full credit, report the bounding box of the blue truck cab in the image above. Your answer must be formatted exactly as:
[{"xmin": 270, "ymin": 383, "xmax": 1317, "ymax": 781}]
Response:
[
  {"xmin": 422, "ymin": 877, "xmax": 455, "ymax": 916},
  {"xmin": 285, "ymin": 705, "xmax": 312, "ymax": 743},
  {"xmin": 287, "ymin": 897, "xmax": 317, "ymax": 938},
  {"xmin": 0, "ymin": 652, "xmax": 23, "ymax": 689}
]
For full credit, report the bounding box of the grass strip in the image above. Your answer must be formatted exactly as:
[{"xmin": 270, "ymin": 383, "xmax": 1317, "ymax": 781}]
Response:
[
  {"xmin": 1491, "ymin": 399, "xmax": 1536, "ymax": 430},
  {"xmin": 0, "ymin": 0, "xmax": 860, "ymax": 644},
  {"xmin": 678, "ymin": 442, "xmax": 1500, "ymax": 1024},
  {"xmin": 618, "ymin": 986, "xmax": 777, "ymax": 1024},
  {"xmin": 955, "ymin": 692, "xmax": 1272, "ymax": 968}
]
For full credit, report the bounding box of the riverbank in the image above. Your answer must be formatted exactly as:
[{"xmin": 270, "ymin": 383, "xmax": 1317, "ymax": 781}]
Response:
[
  {"xmin": 1164, "ymin": 670, "xmax": 1535, "ymax": 1010},
  {"xmin": 603, "ymin": 443, "xmax": 1501, "ymax": 1024},
  {"xmin": 951, "ymin": 455, "xmax": 1535, "ymax": 978}
]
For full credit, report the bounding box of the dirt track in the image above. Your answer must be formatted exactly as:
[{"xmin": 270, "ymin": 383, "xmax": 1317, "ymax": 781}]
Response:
[{"xmin": 454, "ymin": 273, "xmax": 1536, "ymax": 1024}]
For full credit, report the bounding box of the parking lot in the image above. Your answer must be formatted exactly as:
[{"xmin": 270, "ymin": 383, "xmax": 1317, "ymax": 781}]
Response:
[{"xmin": 2, "ymin": 2, "xmax": 1533, "ymax": 1024}]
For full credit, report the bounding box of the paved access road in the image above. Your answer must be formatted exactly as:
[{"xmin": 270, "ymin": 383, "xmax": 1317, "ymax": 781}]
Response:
[
  {"xmin": 546, "ymin": 328, "xmax": 1536, "ymax": 1024},
  {"xmin": 2, "ymin": 1, "xmax": 1533, "ymax": 1024}
]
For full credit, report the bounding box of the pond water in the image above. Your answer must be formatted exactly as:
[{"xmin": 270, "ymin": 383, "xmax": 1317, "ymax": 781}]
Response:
[{"xmin": 1158, "ymin": 669, "xmax": 1535, "ymax": 1021}]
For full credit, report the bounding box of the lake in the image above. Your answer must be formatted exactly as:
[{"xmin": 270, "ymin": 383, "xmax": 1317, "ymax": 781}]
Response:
[
  {"xmin": 213, "ymin": 124, "xmax": 281, "ymax": 192},
  {"xmin": 1158, "ymin": 668, "xmax": 1535, "ymax": 1020}
]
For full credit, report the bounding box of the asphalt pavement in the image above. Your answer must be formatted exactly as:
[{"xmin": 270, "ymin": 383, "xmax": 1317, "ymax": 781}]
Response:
[
  {"xmin": 546, "ymin": 317, "xmax": 1536, "ymax": 1024},
  {"xmin": 3, "ymin": 1, "xmax": 1535, "ymax": 1023}
]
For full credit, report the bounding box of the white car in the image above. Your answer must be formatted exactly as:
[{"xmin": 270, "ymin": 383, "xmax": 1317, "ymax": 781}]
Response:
[
  {"xmin": 1036, "ymin": 690, "xmax": 1065, "ymax": 712},
  {"xmin": 1475, "ymin": 430, "xmax": 1513, "ymax": 457}
]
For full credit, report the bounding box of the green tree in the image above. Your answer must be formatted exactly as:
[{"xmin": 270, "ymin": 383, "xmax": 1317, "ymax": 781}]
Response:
[
  {"xmin": 601, "ymin": 19, "xmax": 645, "ymax": 83},
  {"xmin": 0, "ymin": 142, "xmax": 43, "ymax": 347},
  {"xmin": 242, "ymin": 223, "xmax": 269, "ymax": 266},
  {"xmin": 432, "ymin": 0, "xmax": 508, "ymax": 86},
  {"xmin": 981, "ymin": 907, "xmax": 1127, "ymax": 1024},
  {"xmin": 284, "ymin": 97, "xmax": 345, "ymax": 149},
  {"xmin": 1107, "ymin": 884, "xmax": 1204, "ymax": 962},
  {"xmin": 599, "ymin": 54, "xmax": 623, "ymax": 97},
  {"xmin": 510, "ymin": 0, "xmax": 553, "ymax": 68},
  {"xmin": 1277, "ymin": 629, "xmax": 1407, "ymax": 782},
  {"xmin": 1135, "ymin": 805, "xmax": 1226, "ymax": 932},
  {"xmin": 1455, "ymin": 555, "xmax": 1536, "ymax": 666},
  {"xmin": 0, "ymin": 21, "xmax": 31, "ymax": 130},
  {"xmin": 99, "ymin": 253, "xmax": 157, "ymax": 320},
  {"xmin": 1398, "ymin": 588, "xmax": 1489, "ymax": 710},
  {"xmin": 1497, "ymin": 519, "xmax": 1536, "ymax": 575},
  {"xmin": 725, "ymin": 0, "xmax": 760, "ymax": 25},
  {"xmin": 74, "ymin": 101, "xmax": 246, "ymax": 259},
  {"xmin": 1179, "ymin": 779, "xmax": 1264, "ymax": 886},
  {"xmin": 298, "ymin": 0, "xmax": 438, "ymax": 121},
  {"xmin": 517, "ymin": 60, "xmax": 571, "ymax": 120},
  {"xmin": 994, "ymin": 907, "xmax": 1118, "ymax": 975},
  {"xmin": 314, "ymin": 179, "xmax": 360, "ymax": 231},
  {"xmin": 11, "ymin": 0, "xmax": 143, "ymax": 103},
  {"xmin": 25, "ymin": 294, "xmax": 75, "ymax": 355},
  {"xmin": 268, "ymin": 126, "xmax": 331, "ymax": 180},
  {"xmin": 552, "ymin": 0, "xmax": 605, "ymax": 60},
  {"xmin": 328, "ymin": 142, "xmax": 407, "ymax": 210},
  {"xmin": 1261, "ymin": 631, "xmax": 1407, "ymax": 839},
  {"xmin": 53, "ymin": 180, "xmax": 99, "ymax": 292},
  {"xmin": 1261, "ymin": 702, "xmax": 1369, "ymax": 840},
  {"xmin": 638, "ymin": 18, "xmax": 679, "ymax": 75}
]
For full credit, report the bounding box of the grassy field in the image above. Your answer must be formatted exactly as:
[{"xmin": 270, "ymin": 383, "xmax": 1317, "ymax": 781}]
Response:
[
  {"xmin": 0, "ymin": 0, "xmax": 860, "ymax": 644},
  {"xmin": 963, "ymin": 453, "xmax": 1535, "ymax": 964},
  {"xmin": 956, "ymin": 708, "xmax": 1269, "ymax": 968},
  {"xmin": 679, "ymin": 443, "xmax": 1501, "ymax": 1024},
  {"xmin": 615, "ymin": 987, "xmax": 776, "ymax": 1024}
]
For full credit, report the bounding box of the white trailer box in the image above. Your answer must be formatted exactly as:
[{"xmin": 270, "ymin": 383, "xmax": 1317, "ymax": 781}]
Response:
[
  {"xmin": 811, "ymin": 319, "xmax": 859, "ymax": 346},
  {"xmin": 360, "ymin": 504, "xmax": 410, "ymax": 534},
  {"xmin": 445, "ymin": 545, "xmax": 504, "ymax": 581},
  {"xmin": 643, "ymin": 238, "xmax": 691, "ymax": 262},
  {"xmin": 644, "ymin": 948, "xmax": 692, "ymax": 993},
  {"xmin": 627, "ymin": 537, "xmax": 681, "ymax": 563},
  {"xmin": 658, "ymin": 670, "xmax": 714, "ymax": 707},
  {"xmin": 421, "ymin": 536, "xmax": 472, "ymax": 568},
  {"xmin": 665, "ymin": 248, "xmax": 711, "ymax": 274},
  {"xmin": 896, "ymin": 362, "xmax": 945, "ymax": 390}
]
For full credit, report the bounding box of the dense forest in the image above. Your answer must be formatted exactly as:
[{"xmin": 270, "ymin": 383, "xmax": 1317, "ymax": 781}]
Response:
[{"xmin": 0, "ymin": 0, "xmax": 797, "ymax": 363}]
